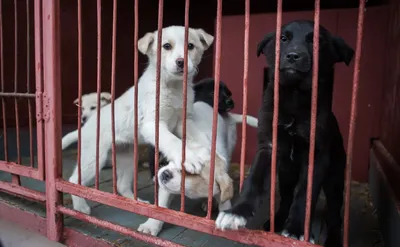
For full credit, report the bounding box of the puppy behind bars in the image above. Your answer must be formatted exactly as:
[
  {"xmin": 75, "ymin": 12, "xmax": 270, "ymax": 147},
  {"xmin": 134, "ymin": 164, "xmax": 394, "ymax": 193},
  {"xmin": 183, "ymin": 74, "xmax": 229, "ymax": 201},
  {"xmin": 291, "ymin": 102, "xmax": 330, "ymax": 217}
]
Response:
[
  {"xmin": 216, "ymin": 20, "xmax": 354, "ymax": 247},
  {"xmin": 67, "ymin": 26, "xmax": 215, "ymax": 215}
]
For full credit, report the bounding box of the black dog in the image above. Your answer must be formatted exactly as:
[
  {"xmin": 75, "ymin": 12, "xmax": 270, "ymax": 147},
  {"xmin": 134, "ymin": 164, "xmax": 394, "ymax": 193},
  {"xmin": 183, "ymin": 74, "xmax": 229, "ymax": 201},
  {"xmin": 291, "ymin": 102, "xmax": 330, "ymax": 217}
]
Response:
[
  {"xmin": 146, "ymin": 78, "xmax": 235, "ymax": 179},
  {"xmin": 216, "ymin": 20, "xmax": 354, "ymax": 247}
]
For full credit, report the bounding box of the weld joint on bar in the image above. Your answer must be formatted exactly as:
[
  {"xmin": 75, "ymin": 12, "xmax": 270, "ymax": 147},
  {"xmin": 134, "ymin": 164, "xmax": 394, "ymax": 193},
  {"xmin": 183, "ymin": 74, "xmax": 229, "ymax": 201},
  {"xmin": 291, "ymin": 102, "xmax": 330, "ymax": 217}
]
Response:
[{"xmin": 36, "ymin": 91, "xmax": 43, "ymax": 122}]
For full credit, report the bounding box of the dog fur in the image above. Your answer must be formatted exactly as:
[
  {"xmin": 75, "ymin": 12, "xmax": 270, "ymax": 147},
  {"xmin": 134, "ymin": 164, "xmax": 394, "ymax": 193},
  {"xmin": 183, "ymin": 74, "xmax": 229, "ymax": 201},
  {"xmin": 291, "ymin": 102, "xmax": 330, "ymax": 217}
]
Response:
[
  {"xmin": 215, "ymin": 20, "xmax": 354, "ymax": 247},
  {"xmin": 67, "ymin": 26, "xmax": 215, "ymax": 215}
]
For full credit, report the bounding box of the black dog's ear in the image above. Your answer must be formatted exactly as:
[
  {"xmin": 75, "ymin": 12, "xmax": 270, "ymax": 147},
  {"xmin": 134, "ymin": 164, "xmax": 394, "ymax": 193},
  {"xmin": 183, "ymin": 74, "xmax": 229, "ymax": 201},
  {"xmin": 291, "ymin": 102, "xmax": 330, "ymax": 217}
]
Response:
[
  {"xmin": 332, "ymin": 36, "xmax": 354, "ymax": 66},
  {"xmin": 257, "ymin": 32, "xmax": 275, "ymax": 57}
]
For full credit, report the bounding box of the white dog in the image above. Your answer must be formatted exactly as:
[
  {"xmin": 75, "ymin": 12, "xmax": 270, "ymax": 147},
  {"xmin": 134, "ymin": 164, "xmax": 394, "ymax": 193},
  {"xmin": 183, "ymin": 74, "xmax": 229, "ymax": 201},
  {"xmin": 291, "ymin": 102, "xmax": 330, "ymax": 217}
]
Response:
[
  {"xmin": 61, "ymin": 92, "xmax": 112, "ymax": 150},
  {"xmin": 137, "ymin": 99, "xmax": 259, "ymax": 236},
  {"xmin": 67, "ymin": 26, "xmax": 215, "ymax": 215}
]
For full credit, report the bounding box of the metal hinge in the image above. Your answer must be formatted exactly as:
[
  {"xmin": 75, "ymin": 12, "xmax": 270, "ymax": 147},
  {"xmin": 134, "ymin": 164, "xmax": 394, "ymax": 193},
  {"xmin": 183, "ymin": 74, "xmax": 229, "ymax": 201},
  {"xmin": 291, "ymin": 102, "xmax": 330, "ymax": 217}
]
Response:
[{"xmin": 36, "ymin": 92, "xmax": 50, "ymax": 122}]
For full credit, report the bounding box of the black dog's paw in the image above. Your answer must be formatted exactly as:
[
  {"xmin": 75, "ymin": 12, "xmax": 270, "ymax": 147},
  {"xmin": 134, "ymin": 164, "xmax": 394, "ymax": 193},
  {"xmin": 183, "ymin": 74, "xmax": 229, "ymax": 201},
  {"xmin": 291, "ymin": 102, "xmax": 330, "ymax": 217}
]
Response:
[{"xmin": 281, "ymin": 220, "xmax": 315, "ymax": 244}]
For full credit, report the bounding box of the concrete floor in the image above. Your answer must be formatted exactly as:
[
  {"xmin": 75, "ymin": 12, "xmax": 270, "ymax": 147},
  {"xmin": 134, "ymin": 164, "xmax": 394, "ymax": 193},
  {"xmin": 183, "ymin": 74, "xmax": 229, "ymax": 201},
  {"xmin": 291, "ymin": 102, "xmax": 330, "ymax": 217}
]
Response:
[{"xmin": 0, "ymin": 219, "xmax": 65, "ymax": 247}]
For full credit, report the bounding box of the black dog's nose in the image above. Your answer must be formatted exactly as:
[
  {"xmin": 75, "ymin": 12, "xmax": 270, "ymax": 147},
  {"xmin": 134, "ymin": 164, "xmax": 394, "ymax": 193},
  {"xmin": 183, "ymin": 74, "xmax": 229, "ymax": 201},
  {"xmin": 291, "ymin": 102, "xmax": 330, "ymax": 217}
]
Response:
[
  {"xmin": 286, "ymin": 52, "xmax": 300, "ymax": 61},
  {"xmin": 161, "ymin": 170, "xmax": 173, "ymax": 182},
  {"xmin": 81, "ymin": 116, "xmax": 87, "ymax": 123},
  {"xmin": 176, "ymin": 58, "xmax": 184, "ymax": 68}
]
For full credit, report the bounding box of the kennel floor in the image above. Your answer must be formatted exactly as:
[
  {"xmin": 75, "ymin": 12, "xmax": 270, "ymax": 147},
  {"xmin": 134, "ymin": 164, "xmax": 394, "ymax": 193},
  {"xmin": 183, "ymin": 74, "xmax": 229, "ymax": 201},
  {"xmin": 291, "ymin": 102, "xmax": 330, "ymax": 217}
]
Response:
[{"xmin": 0, "ymin": 127, "xmax": 383, "ymax": 247}]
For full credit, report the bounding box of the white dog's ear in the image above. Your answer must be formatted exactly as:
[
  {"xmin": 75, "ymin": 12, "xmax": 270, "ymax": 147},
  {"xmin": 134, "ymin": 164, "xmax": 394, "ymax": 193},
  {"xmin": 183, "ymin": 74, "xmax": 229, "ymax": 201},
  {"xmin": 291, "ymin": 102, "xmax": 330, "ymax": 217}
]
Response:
[
  {"xmin": 195, "ymin": 29, "xmax": 214, "ymax": 50},
  {"xmin": 100, "ymin": 92, "xmax": 112, "ymax": 103},
  {"xmin": 73, "ymin": 98, "xmax": 79, "ymax": 105},
  {"xmin": 138, "ymin": 32, "xmax": 155, "ymax": 55}
]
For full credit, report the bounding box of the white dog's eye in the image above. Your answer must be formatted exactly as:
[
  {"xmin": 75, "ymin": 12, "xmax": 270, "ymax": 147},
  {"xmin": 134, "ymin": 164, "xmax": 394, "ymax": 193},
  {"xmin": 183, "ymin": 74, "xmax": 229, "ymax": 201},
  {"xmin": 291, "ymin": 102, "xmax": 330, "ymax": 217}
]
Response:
[
  {"xmin": 163, "ymin": 43, "xmax": 172, "ymax": 50},
  {"xmin": 90, "ymin": 106, "xmax": 96, "ymax": 110},
  {"xmin": 188, "ymin": 43, "xmax": 194, "ymax": 50}
]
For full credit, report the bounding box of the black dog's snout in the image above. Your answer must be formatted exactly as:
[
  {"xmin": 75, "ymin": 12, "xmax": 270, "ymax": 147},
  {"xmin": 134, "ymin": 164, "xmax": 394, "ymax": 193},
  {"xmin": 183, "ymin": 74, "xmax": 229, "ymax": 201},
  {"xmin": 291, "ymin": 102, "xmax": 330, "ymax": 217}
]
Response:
[
  {"xmin": 176, "ymin": 58, "xmax": 184, "ymax": 68},
  {"xmin": 81, "ymin": 116, "xmax": 87, "ymax": 123},
  {"xmin": 286, "ymin": 52, "xmax": 300, "ymax": 62},
  {"xmin": 161, "ymin": 170, "xmax": 173, "ymax": 182}
]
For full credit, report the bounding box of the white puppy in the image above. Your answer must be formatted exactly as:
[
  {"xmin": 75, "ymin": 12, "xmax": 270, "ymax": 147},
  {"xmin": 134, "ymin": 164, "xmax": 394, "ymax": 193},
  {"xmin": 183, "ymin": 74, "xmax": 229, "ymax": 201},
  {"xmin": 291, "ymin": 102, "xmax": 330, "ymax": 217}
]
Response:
[
  {"xmin": 137, "ymin": 100, "xmax": 259, "ymax": 236},
  {"xmin": 68, "ymin": 26, "xmax": 215, "ymax": 215},
  {"xmin": 62, "ymin": 92, "xmax": 111, "ymax": 150}
]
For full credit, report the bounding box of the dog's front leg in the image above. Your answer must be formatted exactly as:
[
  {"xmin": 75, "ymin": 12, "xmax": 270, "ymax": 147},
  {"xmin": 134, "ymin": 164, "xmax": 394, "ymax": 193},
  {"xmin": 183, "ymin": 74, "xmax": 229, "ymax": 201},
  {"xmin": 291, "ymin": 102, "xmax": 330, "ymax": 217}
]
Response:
[
  {"xmin": 138, "ymin": 186, "xmax": 173, "ymax": 236},
  {"xmin": 215, "ymin": 147, "xmax": 272, "ymax": 231},
  {"xmin": 281, "ymin": 152, "xmax": 329, "ymax": 243},
  {"xmin": 141, "ymin": 121, "xmax": 204, "ymax": 174}
]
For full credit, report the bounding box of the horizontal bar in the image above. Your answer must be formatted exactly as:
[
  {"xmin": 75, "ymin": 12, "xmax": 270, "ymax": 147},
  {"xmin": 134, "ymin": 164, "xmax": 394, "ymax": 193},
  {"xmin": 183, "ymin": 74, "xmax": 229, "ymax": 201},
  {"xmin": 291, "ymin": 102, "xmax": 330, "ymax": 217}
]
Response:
[
  {"xmin": 56, "ymin": 179, "xmax": 318, "ymax": 247},
  {"xmin": 0, "ymin": 180, "xmax": 46, "ymax": 202},
  {"xmin": 0, "ymin": 161, "xmax": 42, "ymax": 180},
  {"xmin": 58, "ymin": 206, "xmax": 184, "ymax": 247},
  {"xmin": 0, "ymin": 92, "xmax": 36, "ymax": 98}
]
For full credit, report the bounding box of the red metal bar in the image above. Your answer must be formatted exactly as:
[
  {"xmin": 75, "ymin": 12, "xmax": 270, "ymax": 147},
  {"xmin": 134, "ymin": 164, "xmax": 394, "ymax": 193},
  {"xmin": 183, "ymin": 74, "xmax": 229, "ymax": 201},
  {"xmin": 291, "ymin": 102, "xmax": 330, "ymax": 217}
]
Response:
[
  {"xmin": 0, "ymin": 92, "xmax": 36, "ymax": 97},
  {"xmin": 133, "ymin": 0, "xmax": 139, "ymax": 201},
  {"xmin": 239, "ymin": 0, "xmax": 250, "ymax": 191},
  {"xmin": 95, "ymin": 0, "xmax": 102, "ymax": 190},
  {"xmin": 0, "ymin": 0, "xmax": 8, "ymax": 163},
  {"xmin": 26, "ymin": 0, "xmax": 34, "ymax": 168},
  {"xmin": 343, "ymin": 1, "xmax": 366, "ymax": 246},
  {"xmin": 180, "ymin": 0, "xmax": 190, "ymax": 212},
  {"xmin": 56, "ymin": 179, "xmax": 317, "ymax": 247},
  {"xmin": 13, "ymin": 0, "xmax": 21, "ymax": 185},
  {"xmin": 0, "ymin": 180, "xmax": 46, "ymax": 202},
  {"xmin": 42, "ymin": 0, "xmax": 63, "ymax": 241},
  {"xmin": 111, "ymin": 0, "xmax": 118, "ymax": 195},
  {"xmin": 0, "ymin": 161, "xmax": 41, "ymax": 179},
  {"xmin": 154, "ymin": 0, "xmax": 164, "ymax": 206},
  {"xmin": 304, "ymin": 0, "xmax": 320, "ymax": 241},
  {"xmin": 58, "ymin": 206, "xmax": 185, "ymax": 247},
  {"xmin": 270, "ymin": 0, "xmax": 283, "ymax": 233},
  {"xmin": 34, "ymin": 0, "xmax": 44, "ymax": 181},
  {"xmin": 77, "ymin": 0, "xmax": 82, "ymax": 185},
  {"xmin": 207, "ymin": 0, "xmax": 222, "ymax": 219}
]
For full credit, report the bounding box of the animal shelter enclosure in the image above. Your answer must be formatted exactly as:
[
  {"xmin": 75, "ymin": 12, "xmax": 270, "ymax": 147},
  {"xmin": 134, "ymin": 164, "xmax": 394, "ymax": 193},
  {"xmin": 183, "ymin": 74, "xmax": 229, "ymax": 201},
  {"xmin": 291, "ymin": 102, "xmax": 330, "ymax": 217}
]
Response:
[{"xmin": 0, "ymin": 0, "xmax": 398, "ymax": 247}]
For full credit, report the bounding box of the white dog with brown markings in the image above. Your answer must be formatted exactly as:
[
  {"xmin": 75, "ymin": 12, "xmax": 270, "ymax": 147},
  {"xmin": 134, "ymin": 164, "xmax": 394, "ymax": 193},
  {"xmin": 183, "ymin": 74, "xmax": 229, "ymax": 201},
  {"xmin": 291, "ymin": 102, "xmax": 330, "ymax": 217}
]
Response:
[{"xmin": 67, "ymin": 26, "xmax": 215, "ymax": 215}]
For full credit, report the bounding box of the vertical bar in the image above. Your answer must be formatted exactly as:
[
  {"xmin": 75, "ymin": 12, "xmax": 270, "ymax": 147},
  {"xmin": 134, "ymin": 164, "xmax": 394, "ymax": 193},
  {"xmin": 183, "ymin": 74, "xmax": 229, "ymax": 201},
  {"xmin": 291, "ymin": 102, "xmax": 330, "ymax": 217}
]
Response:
[
  {"xmin": 133, "ymin": 0, "xmax": 139, "ymax": 201},
  {"xmin": 34, "ymin": 0, "xmax": 44, "ymax": 180},
  {"xmin": 270, "ymin": 0, "xmax": 283, "ymax": 233},
  {"xmin": 207, "ymin": 0, "xmax": 222, "ymax": 220},
  {"xmin": 27, "ymin": 0, "xmax": 34, "ymax": 168},
  {"xmin": 77, "ymin": 0, "xmax": 82, "ymax": 185},
  {"xmin": 42, "ymin": 0, "xmax": 63, "ymax": 240},
  {"xmin": 180, "ymin": 0, "xmax": 190, "ymax": 212},
  {"xmin": 343, "ymin": 1, "xmax": 365, "ymax": 246},
  {"xmin": 303, "ymin": 0, "xmax": 320, "ymax": 241},
  {"xmin": 13, "ymin": 0, "xmax": 21, "ymax": 185},
  {"xmin": 111, "ymin": 0, "xmax": 118, "ymax": 195},
  {"xmin": 239, "ymin": 0, "xmax": 250, "ymax": 191},
  {"xmin": 154, "ymin": 0, "xmax": 164, "ymax": 207},
  {"xmin": 0, "ymin": 0, "xmax": 8, "ymax": 162},
  {"xmin": 95, "ymin": 0, "xmax": 102, "ymax": 190}
]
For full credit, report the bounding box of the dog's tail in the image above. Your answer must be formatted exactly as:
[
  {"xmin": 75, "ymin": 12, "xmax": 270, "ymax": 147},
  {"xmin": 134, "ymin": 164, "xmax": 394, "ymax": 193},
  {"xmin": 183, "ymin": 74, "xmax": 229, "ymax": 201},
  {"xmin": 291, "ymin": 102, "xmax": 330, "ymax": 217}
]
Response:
[
  {"xmin": 229, "ymin": 113, "xmax": 258, "ymax": 128},
  {"xmin": 62, "ymin": 129, "xmax": 79, "ymax": 150}
]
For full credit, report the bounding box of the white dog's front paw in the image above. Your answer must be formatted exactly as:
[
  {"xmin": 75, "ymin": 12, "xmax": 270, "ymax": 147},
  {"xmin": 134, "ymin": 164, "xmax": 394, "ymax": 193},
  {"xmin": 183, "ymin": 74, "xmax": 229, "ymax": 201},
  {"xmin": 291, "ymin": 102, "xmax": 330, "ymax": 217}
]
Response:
[
  {"xmin": 215, "ymin": 212, "xmax": 247, "ymax": 231},
  {"xmin": 138, "ymin": 221, "xmax": 162, "ymax": 236},
  {"xmin": 176, "ymin": 150, "xmax": 204, "ymax": 174}
]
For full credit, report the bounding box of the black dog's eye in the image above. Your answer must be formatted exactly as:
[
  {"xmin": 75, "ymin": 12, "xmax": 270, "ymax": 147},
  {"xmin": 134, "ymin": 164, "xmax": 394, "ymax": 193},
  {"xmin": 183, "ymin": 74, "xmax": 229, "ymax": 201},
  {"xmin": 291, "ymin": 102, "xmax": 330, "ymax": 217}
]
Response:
[
  {"xmin": 90, "ymin": 106, "xmax": 96, "ymax": 110},
  {"xmin": 188, "ymin": 43, "xmax": 194, "ymax": 50},
  {"xmin": 163, "ymin": 43, "xmax": 172, "ymax": 50},
  {"xmin": 281, "ymin": 35, "xmax": 288, "ymax": 42}
]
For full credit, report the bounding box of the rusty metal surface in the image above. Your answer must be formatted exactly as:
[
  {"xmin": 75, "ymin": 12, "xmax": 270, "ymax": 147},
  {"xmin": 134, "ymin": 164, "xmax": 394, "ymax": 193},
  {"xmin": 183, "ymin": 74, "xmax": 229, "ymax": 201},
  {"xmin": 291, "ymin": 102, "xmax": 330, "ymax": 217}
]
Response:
[
  {"xmin": 270, "ymin": 0, "xmax": 283, "ymax": 233},
  {"xmin": 110, "ymin": 0, "xmax": 117, "ymax": 195},
  {"xmin": 95, "ymin": 0, "xmax": 102, "ymax": 190},
  {"xmin": 42, "ymin": 0, "xmax": 63, "ymax": 241},
  {"xmin": 239, "ymin": 0, "xmax": 250, "ymax": 192},
  {"xmin": 133, "ymin": 0, "xmax": 139, "ymax": 201},
  {"xmin": 0, "ymin": 180, "xmax": 46, "ymax": 202},
  {"xmin": 343, "ymin": 1, "xmax": 366, "ymax": 246},
  {"xmin": 304, "ymin": 0, "xmax": 320, "ymax": 241},
  {"xmin": 77, "ymin": 0, "xmax": 82, "ymax": 185}
]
